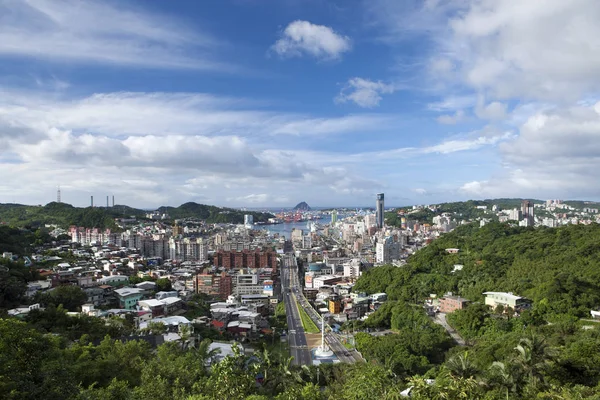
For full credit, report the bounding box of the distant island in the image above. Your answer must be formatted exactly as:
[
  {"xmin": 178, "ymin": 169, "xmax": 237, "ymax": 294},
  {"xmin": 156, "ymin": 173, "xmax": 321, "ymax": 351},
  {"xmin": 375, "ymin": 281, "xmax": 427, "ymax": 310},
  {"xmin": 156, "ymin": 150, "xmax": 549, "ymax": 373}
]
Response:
[{"xmin": 293, "ymin": 201, "xmax": 311, "ymax": 211}]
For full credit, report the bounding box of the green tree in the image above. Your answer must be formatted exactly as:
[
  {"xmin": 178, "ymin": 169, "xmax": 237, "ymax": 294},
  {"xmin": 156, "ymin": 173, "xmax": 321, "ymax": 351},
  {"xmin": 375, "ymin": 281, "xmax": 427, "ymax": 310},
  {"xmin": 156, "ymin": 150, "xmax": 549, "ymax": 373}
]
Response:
[
  {"xmin": 156, "ymin": 278, "xmax": 172, "ymax": 292},
  {"xmin": 36, "ymin": 285, "xmax": 87, "ymax": 311}
]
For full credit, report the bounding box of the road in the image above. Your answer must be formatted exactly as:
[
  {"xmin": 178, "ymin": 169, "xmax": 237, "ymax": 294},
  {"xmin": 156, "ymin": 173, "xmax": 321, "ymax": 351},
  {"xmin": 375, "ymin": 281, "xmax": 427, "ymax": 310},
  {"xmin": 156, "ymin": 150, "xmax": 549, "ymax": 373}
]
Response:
[
  {"xmin": 432, "ymin": 312, "xmax": 466, "ymax": 346},
  {"xmin": 283, "ymin": 254, "xmax": 362, "ymax": 363},
  {"xmin": 281, "ymin": 255, "xmax": 312, "ymax": 366}
]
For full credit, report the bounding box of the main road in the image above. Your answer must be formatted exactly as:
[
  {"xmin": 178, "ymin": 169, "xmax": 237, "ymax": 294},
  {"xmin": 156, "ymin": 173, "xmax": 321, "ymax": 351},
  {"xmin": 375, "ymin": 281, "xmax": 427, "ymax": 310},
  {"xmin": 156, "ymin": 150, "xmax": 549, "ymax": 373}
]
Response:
[
  {"xmin": 283, "ymin": 254, "xmax": 363, "ymax": 364},
  {"xmin": 281, "ymin": 255, "xmax": 312, "ymax": 366}
]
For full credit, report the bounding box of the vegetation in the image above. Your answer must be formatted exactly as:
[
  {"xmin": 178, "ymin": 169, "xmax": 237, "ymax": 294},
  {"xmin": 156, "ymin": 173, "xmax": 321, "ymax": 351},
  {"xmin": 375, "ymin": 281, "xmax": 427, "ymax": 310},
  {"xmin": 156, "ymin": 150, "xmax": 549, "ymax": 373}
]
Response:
[
  {"xmin": 4, "ymin": 220, "xmax": 600, "ymax": 398},
  {"xmin": 354, "ymin": 303, "xmax": 452, "ymax": 378},
  {"xmin": 355, "ymin": 222, "xmax": 600, "ymax": 318},
  {"xmin": 0, "ymin": 202, "xmax": 126, "ymax": 230},
  {"xmin": 157, "ymin": 202, "xmax": 274, "ymax": 224},
  {"xmin": 295, "ymin": 298, "xmax": 319, "ymax": 334},
  {"xmin": 386, "ymin": 198, "xmax": 547, "ymax": 226},
  {"xmin": 0, "ymin": 201, "xmax": 274, "ymax": 229},
  {"xmin": 347, "ymin": 221, "xmax": 600, "ymax": 398}
]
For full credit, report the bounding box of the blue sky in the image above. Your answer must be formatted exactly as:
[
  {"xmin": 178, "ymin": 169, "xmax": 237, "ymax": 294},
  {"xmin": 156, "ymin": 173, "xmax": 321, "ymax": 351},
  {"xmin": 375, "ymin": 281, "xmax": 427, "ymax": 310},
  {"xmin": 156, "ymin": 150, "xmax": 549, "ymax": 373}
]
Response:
[{"xmin": 1, "ymin": 0, "xmax": 600, "ymax": 208}]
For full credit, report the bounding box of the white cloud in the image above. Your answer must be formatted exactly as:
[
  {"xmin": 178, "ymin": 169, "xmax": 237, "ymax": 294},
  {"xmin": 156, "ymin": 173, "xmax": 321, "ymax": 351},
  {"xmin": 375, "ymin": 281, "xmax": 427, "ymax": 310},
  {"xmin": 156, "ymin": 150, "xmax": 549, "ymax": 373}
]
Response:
[
  {"xmin": 0, "ymin": 86, "xmax": 402, "ymax": 207},
  {"xmin": 475, "ymin": 101, "xmax": 507, "ymax": 121},
  {"xmin": 437, "ymin": 110, "xmax": 465, "ymax": 125},
  {"xmin": 0, "ymin": 89, "xmax": 392, "ymax": 139},
  {"xmin": 459, "ymin": 101, "xmax": 600, "ymax": 198},
  {"xmin": 271, "ymin": 20, "xmax": 351, "ymax": 60},
  {"xmin": 335, "ymin": 78, "xmax": 398, "ymax": 108},
  {"xmin": 0, "ymin": 0, "xmax": 228, "ymax": 70},
  {"xmin": 440, "ymin": 0, "xmax": 600, "ymax": 101},
  {"xmin": 423, "ymin": 132, "xmax": 513, "ymax": 154}
]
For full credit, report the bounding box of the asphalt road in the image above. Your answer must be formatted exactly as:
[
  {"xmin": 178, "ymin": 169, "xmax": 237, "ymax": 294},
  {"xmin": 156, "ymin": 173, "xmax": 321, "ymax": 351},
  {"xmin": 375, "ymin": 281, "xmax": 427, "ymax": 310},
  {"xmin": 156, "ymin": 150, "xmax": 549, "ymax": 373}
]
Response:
[
  {"xmin": 281, "ymin": 256, "xmax": 312, "ymax": 366},
  {"xmin": 284, "ymin": 254, "xmax": 362, "ymax": 364}
]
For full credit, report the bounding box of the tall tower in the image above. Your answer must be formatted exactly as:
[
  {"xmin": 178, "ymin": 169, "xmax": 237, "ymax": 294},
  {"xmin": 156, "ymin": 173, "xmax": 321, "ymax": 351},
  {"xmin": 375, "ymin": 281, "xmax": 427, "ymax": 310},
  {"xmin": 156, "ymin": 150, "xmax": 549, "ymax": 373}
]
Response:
[
  {"xmin": 57, "ymin": 186, "xmax": 61, "ymax": 203},
  {"xmin": 521, "ymin": 200, "xmax": 534, "ymax": 226},
  {"xmin": 91, "ymin": 196, "xmax": 94, "ymax": 207},
  {"xmin": 376, "ymin": 193, "xmax": 385, "ymax": 229}
]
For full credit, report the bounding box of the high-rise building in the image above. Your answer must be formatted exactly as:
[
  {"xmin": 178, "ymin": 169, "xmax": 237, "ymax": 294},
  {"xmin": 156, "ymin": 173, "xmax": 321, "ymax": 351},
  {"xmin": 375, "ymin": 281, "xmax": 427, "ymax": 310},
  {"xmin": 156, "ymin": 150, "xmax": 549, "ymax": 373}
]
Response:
[
  {"xmin": 521, "ymin": 200, "xmax": 534, "ymax": 226},
  {"xmin": 244, "ymin": 214, "xmax": 253, "ymax": 227},
  {"xmin": 331, "ymin": 210, "xmax": 338, "ymax": 225},
  {"xmin": 376, "ymin": 193, "xmax": 385, "ymax": 229}
]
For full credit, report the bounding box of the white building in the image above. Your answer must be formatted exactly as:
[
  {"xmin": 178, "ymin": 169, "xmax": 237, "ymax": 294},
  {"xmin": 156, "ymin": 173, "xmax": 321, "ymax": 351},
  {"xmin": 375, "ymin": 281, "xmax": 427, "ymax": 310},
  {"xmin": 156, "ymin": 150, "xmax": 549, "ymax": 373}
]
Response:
[
  {"xmin": 376, "ymin": 236, "xmax": 400, "ymax": 264},
  {"xmin": 244, "ymin": 214, "xmax": 254, "ymax": 228}
]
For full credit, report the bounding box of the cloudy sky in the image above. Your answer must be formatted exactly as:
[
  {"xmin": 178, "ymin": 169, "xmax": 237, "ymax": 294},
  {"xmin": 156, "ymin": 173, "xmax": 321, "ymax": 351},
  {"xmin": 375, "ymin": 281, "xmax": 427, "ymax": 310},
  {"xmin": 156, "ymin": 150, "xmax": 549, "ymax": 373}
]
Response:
[{"xmin": 1, "ymin": 0, "xmax": 599, "ymax": 208}]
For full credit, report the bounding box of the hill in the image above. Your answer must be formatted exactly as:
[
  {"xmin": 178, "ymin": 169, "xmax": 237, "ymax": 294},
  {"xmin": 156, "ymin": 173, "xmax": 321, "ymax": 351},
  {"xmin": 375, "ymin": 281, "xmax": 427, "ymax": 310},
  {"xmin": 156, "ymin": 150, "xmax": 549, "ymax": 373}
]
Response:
[
  {"xmin": 386, "ymin": 198, "xmax": 546, "ymax": 225},
  {"xmin": 0, "ymin": 201, "xmax": 274, "ymax": 229},
  {"xmin": 354, "ymin": 222, "xmax": 600, "ymax": 318},
  {"xmin": 293, "ymin": 201, "xmax": 311, "ymax": 211},
  {"xmin": 158, "ymin": 202, "xmax": 274, "ymax": 224}
]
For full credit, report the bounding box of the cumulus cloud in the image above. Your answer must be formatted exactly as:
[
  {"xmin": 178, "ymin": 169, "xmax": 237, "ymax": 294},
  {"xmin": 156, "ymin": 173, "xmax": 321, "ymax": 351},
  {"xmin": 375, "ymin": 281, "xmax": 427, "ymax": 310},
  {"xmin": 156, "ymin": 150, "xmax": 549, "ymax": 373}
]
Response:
[
  {"xmin": 271, "ymin": 20, "xmax": 351, "ymax": 60},
  {"xmin": 437, "ymin": 110, "xmax": 465, "ymax": 125},
  {"xmin": 335, "ymin": 78, "xmax": 398, "ymax": 108},
  {"xmin": 440, "ymin": 0, "xmax": 600, "ymax": 101},
  {"xmin": 0, "ymin": 86, "xmax": 402, "ymax": 207},
  {"xmin": 0, "ymin": 0, "xmax": 228, "ymax": 70},
  {"xmin": 459, "ymin": 102, "xmax": 600, "ymax": 198}
]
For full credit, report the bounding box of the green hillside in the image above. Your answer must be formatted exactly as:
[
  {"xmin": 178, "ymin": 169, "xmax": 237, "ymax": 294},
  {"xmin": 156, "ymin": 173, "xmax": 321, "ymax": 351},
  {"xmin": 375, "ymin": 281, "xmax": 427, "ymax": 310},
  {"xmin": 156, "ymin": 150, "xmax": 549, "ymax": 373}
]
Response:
[
  {"xmin": 158, "ymin": 202, "xmax": 274, "ymax": 224},
  {"xmin": 355, "ymin": 222, "xmax": 600, "ymax": 317},
  {"xmin": 0, "ymin": 201, "xmax": 274, "ymax": 229}
]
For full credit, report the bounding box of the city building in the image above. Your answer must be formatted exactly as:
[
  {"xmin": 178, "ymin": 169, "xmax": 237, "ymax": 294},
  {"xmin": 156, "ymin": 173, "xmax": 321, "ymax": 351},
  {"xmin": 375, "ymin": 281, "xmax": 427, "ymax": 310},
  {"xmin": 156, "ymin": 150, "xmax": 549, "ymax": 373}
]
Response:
[
  {"xmin": 244, "ymin": 214, "xmax": 254, "ymax": 228},
  {"xmin": 376, "ymin": 236, "xmax": 400, "ymax": 264},
  {"xmin": 439, "ymin": 295, "xmax": 470, "ymax": 313},
  {"xmin": 521, "ymin": 200, "xmax": 535, "ymax": 226},
  {"xmin": 114, "ymin": 287, "xmax": 145, "ymax": 309},
  {"xmin": 483, "ymin": 291, "xmax": 530, "ymax": 311},
  {"xmin": 376, "ymin": 193, "xmax": 385, "ymax": 229}
]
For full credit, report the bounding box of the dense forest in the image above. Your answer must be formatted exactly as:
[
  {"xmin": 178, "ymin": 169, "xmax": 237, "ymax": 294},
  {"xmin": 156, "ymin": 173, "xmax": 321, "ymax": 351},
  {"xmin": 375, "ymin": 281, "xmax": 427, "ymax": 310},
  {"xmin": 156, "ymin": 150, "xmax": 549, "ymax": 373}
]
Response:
[
  {"xmin": 348, "ymin": 222, "xmax": 600, "ymax": 398},
  {"xmin": 0, "ymin": 201, "xmax": 274, "ymax": 229},
  {"xmin": 355, "ymin": 222, "xmax": 600, "ymax": 317}
]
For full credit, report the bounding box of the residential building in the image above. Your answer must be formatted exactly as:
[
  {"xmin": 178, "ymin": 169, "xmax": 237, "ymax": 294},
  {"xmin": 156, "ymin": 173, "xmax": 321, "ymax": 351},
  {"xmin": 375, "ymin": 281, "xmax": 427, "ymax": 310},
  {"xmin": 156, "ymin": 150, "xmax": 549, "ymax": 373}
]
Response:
[
  {"xmin": 483, "ymin": 291, "xmax": 530, "ymax": 311},
  {"xmin": 522, "ymin": 200, "xmax": 535, "ymax": 226},
  {"xmin": 114, "ymin": 287, "xmax": 145, "ymax": 309},
  {"xmin": 439, "ymin": 295, "xmax": 470, "ymax": 313}
]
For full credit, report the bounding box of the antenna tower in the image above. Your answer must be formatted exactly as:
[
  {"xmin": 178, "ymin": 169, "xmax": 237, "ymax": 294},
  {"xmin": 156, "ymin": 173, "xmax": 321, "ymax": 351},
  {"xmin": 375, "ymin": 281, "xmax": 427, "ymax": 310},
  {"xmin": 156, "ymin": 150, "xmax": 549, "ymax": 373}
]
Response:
[{"xmin": 57, "ymin": 186, "xmax": 61, "ymax": 203}]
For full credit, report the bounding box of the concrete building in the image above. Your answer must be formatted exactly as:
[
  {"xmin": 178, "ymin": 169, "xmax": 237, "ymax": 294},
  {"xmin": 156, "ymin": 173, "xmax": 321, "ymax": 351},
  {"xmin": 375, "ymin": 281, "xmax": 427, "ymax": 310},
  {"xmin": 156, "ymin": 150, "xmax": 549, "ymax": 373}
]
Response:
[
  {"xmin": 483, "ymin": 291, "xmax": 530, "ymax": 311},
  {"xmin": 376, "ymin": 193, "xmax": 385, "ymax": 229},
  {"xmin": 439, "ymin": 295, "xmax": 470, "ymax": 313},
  {"xmin": 114, "ymin": 287, "xmax": 145, "ymax": 309},
  {"xmin": 376, "ymin": 236, "xmax": 400, "ymax": 264},
  {"xmin": 521, "ymin": 200, "xmax": 535, "ymax": 226}
]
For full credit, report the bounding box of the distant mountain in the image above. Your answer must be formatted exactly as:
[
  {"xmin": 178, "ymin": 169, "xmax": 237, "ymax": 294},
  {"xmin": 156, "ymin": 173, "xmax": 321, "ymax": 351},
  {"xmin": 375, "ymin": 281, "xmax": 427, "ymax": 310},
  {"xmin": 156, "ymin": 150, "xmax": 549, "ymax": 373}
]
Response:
[
  {"xmin": 293, "ymin": 201, "xmax": 311, "ymax": 211},
  {"xmin": 0, "ymin": 201, "xmax": 275, "ymax": 229},
  {"xmin": 157, "ymin": 202, "xmax": 274, "ymax": 224}
]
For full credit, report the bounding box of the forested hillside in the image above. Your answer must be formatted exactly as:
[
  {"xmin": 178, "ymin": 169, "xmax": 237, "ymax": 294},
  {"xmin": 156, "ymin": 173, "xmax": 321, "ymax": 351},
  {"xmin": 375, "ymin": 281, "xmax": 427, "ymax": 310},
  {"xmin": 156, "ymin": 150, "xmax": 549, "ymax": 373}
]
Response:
[
  {"xmin": 0, "ymin": 201, "xmax": 274, "ymax": 228},
  {"xmin": 347, "ymin": 222, "xmax": 600, "ymax": 398},
  {"xmin": 158, "ymin": 202, "xmax": 274, "ymax": 223},
  {"xmin": 355, "ymin": 222, "xmax": 600, "ymax": 318}
]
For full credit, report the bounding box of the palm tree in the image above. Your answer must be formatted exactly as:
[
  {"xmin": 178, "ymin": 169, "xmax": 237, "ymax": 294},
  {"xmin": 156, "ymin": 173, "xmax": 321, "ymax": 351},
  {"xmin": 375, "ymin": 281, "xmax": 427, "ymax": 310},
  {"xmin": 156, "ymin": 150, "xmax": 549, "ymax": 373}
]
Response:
[
  {"xmin": 513, "ymin": 335, "xmax": 555, "ymax": 390},
  {"xmin": 446, "ymin": 351, "xmax": 479, "ymax": 379},
  {"xmin": 488, "ymin": 361, "xmax": 517, "ymax": 400}
]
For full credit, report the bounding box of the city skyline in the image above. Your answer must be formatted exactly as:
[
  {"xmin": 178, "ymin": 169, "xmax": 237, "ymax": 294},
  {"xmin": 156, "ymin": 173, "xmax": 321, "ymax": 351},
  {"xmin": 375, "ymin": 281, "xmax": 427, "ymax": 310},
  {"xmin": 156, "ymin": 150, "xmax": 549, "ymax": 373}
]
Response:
[{"xmin": 1, "ymin": 1, "xmax": 600, "ymax": 208}]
